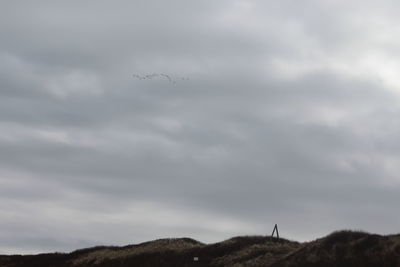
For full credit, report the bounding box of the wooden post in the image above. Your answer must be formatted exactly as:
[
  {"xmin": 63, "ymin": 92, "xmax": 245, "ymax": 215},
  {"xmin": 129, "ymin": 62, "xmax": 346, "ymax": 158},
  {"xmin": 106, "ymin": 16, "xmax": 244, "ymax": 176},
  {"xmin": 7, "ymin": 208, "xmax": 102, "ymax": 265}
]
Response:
[{"xmin": 271, "ymin": 224, "xmax": 279, "ymax": 240}]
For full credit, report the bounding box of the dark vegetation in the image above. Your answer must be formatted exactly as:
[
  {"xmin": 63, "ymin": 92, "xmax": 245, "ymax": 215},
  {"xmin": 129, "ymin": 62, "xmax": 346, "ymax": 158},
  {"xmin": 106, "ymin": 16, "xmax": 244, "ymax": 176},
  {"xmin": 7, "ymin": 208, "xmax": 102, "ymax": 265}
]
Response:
[{"xmin": 1, "ymin": 230, "xmax": 400, "ymax": 267}]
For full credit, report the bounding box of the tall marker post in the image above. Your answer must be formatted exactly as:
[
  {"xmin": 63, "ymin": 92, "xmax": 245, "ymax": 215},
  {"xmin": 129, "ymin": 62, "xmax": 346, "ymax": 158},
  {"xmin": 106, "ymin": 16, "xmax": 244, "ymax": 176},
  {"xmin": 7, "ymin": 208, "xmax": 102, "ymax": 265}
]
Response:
[{"xmin": 271, "ymin": 224, "xmax": 279, "ymax": 240}]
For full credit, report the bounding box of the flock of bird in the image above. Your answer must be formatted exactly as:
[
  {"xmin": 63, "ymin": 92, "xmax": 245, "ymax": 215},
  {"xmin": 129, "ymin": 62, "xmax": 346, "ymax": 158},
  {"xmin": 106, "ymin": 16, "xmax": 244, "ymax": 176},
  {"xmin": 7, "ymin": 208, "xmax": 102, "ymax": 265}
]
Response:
[{"xmin": 132, "ymin": 73, "xmax": 189, "ymax": 84}]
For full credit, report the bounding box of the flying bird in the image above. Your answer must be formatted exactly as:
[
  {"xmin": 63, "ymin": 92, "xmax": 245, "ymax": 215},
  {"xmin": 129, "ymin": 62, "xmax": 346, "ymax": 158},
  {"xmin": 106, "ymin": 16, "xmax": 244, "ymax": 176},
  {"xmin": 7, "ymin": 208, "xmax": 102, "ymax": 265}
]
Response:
[{"xmin": 132, "ymin": 73, "xmax": 189, "ymax": 84}]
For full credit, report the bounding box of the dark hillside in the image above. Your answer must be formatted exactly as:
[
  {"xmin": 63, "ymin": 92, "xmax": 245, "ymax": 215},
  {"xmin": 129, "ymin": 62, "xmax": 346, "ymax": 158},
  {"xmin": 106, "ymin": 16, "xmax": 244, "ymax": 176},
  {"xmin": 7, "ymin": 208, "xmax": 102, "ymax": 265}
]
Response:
[
  {"xmin": 271, "ymin": 230, "xmax": 400, "ymax": 267},
  {"xmin": 1, "ymin": 231, "xmax": 400, "ymax": 267}
]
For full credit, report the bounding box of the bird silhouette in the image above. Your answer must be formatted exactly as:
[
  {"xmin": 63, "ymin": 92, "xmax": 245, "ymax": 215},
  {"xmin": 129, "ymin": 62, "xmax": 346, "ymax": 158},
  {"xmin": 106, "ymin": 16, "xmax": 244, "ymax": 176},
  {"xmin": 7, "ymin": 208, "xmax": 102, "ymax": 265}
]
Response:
[{"xmin": 132, "ymin": 73, "xmax": 188, "ymax": 84}]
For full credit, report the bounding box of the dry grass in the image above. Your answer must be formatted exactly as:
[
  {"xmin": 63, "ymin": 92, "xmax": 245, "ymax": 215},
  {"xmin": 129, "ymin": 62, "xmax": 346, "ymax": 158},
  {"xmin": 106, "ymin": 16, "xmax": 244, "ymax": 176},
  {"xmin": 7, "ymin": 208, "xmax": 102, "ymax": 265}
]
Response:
[
  {"xmin": 2, "ymin": 231, "xmax": 400, "ymax": 267},
  {"xmin": 271, "ymin": 230, "xmax": 400, "ymax": 267},
  {"xmin": 71, "ymin": 238, "xmax": 204, "ymax": 265}
]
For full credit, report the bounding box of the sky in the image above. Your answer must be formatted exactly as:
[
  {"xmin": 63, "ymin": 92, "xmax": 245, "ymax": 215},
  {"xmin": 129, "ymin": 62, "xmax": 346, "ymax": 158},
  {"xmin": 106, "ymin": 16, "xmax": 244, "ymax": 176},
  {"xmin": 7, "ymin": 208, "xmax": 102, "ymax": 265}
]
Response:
[{"xmin": 1, "ymin": 0, "xmax": 400, "ymax": 254}]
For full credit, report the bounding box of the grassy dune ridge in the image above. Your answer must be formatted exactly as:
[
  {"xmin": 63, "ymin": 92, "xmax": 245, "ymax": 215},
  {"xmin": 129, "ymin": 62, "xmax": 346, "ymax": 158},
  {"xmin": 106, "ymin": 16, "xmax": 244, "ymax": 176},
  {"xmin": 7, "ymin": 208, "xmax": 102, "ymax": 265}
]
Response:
[{"xmin": 1, "ymin": 230, "xmax": 400, "ymax": 267}]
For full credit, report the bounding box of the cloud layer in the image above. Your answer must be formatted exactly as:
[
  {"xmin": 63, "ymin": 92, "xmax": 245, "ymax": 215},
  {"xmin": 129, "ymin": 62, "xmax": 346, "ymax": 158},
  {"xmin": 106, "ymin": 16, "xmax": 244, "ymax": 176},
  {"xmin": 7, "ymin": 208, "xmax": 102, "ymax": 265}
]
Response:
[{"xmin": 1, "ymin": 0, "xmax": 400, "ymax": 253}]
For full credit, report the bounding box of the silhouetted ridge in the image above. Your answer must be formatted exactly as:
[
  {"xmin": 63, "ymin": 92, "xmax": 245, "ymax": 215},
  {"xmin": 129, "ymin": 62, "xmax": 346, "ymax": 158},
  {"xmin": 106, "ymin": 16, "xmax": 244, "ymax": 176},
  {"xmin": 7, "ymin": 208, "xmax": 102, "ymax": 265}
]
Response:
[
  {"xmin": 2, "ymin": 230, "xmax": 400, "ymax": 267},
  {"xmin": 271, "ymin": 230, "xmax": 400, "ymax": 267}
]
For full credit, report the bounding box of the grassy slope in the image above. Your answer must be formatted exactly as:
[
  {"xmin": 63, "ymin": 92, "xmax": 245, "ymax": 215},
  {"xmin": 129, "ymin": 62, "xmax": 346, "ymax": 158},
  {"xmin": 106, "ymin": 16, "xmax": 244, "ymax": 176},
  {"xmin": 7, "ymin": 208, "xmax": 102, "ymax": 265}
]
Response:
[{"xmin": 1, "ymin": 231, "xmax": 400, "ymax": 267}]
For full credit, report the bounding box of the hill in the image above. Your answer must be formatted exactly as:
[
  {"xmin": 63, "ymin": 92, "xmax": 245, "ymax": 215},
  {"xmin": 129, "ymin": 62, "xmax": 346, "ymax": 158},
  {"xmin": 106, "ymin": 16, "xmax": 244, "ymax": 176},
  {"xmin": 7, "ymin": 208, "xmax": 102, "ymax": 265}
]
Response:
[{"xmin": 1, "ymin": 230, "xmax": 400, "ymax": 267}]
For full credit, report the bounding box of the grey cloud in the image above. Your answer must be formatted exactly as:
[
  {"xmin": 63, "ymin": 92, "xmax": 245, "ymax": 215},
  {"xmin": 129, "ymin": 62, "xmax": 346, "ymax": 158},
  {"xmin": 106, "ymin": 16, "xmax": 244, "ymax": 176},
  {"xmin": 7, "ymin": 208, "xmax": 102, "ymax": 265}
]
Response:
[{"xmin": 1, "ymin": 0, "xmax": 400, "ymax": 254}]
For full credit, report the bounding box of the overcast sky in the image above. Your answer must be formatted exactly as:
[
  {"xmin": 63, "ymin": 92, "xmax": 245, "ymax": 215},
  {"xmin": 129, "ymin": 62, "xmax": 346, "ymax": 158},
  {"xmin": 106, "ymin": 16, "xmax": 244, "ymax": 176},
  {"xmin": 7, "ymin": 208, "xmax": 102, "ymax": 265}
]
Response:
[{"xmin": 1, "ymin": 0, "xmax": 400, "ymax": 254}]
